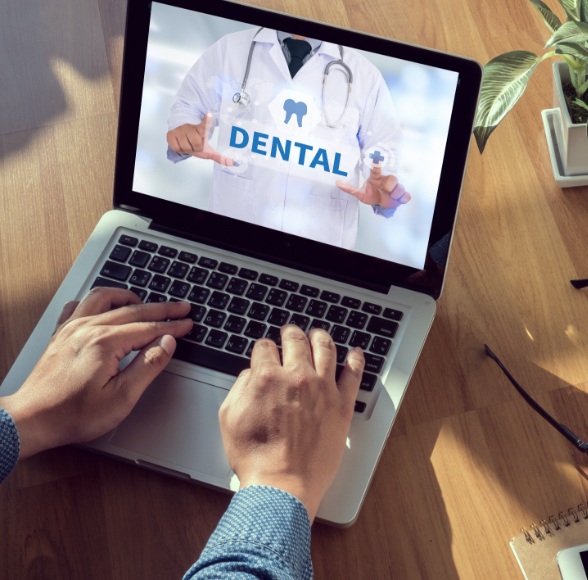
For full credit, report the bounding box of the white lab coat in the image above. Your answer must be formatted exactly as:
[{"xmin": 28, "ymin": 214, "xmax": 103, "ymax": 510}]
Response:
[{"xmin": 168, "ymin": 27, "xmax": 401, "ymax": 249}]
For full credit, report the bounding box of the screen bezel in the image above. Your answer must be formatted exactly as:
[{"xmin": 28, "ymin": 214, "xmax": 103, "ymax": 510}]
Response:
[{"xmin": 114, "ymin": 0, "xmax": 482, "ymax": 298}]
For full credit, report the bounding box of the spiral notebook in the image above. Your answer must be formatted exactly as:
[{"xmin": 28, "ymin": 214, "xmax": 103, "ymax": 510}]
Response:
[{"xmin": 510, "ymin": 504, "xmax": 588, "ymax": 579}]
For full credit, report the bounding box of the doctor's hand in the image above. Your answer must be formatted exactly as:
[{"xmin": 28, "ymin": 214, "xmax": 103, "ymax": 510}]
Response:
[
  {"xmin": 219, "ymin": 325, "xmax": 364, "ymax": 523},
  {"xmin": 336, "ymin": 163, "xmax": 411, "ymax": 211},
  {"xmin": 0, "ymin": 288, "xmax": 192, "ymax": 460},
  {"xmin": 166, "ymin": 112, "xmax": 234, "ymax": 166}
]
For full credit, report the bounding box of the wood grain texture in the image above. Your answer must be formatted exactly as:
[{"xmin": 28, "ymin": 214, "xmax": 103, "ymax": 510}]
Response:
[{"xmin": 2, "ymin": 0, "xmax": 588, "ymax": 578}]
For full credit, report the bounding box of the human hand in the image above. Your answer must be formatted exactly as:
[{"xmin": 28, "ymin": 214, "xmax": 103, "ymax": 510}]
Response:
[
  {"xmin": 166, "ymin": 113, "xmax": 234, "ymax": 166},
  {"xmin": 219, "ymin": 325, "xmax": 364, "ymax": 522},
  {"xmin": 0, "ymin": 288, "xmax": 192, "ymax": 460},
  {"xmin": 336, "ymin": 163, "xmax": 411, "ymax": 210}
]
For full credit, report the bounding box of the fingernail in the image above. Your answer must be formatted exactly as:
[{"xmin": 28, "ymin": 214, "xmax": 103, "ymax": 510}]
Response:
[{"xmin": 159, "ymin": 335, "xmax": 176, "ymax": 355}]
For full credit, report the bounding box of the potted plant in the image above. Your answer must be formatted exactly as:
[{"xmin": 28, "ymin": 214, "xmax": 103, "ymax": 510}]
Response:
[{"xmin": 473, "ymin": 0, "xmax": 588, "ymax": 176}]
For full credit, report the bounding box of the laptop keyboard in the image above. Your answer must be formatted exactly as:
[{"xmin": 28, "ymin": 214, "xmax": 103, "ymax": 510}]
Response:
[{"xmin": 91, "ymin": 234, "xmax": 404, "ymax": 415}]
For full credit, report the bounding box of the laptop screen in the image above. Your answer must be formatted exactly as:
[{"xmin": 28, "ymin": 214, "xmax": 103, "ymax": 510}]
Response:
[{"xmin": 117, "ymin": 0, "xmax": 481, "ymax": 298}]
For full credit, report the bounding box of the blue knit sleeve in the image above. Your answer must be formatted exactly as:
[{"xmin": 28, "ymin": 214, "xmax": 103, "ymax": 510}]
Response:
[
  {"xmin": 183, "ymin": 485, "xmax": 313, "ymax": 579},
  {"xmin": 0, "ymin": 408, "xmax": 20, "ymax": 483}
]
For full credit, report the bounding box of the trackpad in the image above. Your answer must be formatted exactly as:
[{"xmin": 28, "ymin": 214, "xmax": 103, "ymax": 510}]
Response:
[{"xmin": 109, "ymin": 371, "xmax": 231, "ymax": 479}]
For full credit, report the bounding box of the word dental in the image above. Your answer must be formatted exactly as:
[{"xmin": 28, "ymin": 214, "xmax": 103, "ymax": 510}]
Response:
[{"xmin": 229, "ymin": 126, "xmax": 348, "ymax": 176}]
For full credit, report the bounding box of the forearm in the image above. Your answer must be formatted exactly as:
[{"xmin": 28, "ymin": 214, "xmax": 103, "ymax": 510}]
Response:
[{"xmin": 184, "ymin": 486, "xmax": 313, "ymax": 580}]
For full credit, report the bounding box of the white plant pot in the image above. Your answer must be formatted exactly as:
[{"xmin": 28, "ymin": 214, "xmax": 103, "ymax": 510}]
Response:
[{"xmin": 552, "ymin": 61, "xmax": 588, "ymax": 176}]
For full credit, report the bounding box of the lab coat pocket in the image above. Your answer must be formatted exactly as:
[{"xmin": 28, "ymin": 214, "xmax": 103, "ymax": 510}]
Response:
[{"xmin": 210, "ymin": 170, "xmax": 255, "ymax": 224}]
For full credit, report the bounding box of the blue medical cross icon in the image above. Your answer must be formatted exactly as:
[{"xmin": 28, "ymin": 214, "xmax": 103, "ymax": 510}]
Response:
[{"xmin": 369, "ymin": 150, "xmax": 385, "ymax": 165}]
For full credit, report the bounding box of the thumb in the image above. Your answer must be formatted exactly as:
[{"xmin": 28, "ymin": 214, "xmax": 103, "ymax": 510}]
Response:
[{"xmin": 116, "ymin": 335, "xmax": 177, "ymax": 404}]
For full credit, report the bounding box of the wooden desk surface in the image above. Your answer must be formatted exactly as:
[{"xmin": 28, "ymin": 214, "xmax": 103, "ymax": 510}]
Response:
[{"xmin": 2, "ymin": 0, "xmax": 588, "ymax": 578}]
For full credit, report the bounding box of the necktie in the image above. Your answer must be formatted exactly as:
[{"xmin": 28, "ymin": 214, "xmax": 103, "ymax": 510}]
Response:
[{"xmin": 284, "ymin": 37, "xmax": 312, "ymax": 78}]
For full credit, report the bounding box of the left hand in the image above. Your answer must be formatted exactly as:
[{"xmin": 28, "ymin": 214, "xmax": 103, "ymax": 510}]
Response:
[
  {"xmin": 336, "ymin": 163, "xmax": 411, "ymax": 209},
  {"xmin": 0, "ymin": 288, "xmax": 193, "ymax": 459}
]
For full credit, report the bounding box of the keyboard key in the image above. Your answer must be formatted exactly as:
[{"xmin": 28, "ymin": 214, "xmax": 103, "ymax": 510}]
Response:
[
  {"xmin": 268, "ymin": 308, "xmax": 289, "ymax": 326},
  {"xmin": 310, "ymin": 319, "xmax": 330, "ymax": 331},
  {"xmin": 129, "ymin": 269, "xmax": 151, "ymax": 287},
  {"xmin": 364, "ymin": 353, "xmax": 385, "ymax": 373},
  {"xmin": 129, "ymin": 251, "xmax": 151, "ymax": 268},
  {"xmin": 286, "ymin": 294, "xmax": 307, "ymax": 313},
  {"xmin": 139, "ymin": 240, "xmax": 158, "ymax": 252},
  {"xmin": 224, "ymin": 315, "xmax": 246, "ymax": 334},
  {"xmin": 207, "ymin": 291, "xmax": 230, "ymax": 309},
  {"xmin": 158, "ymin": 245, "xmax": 178, "ymax": 258},
  {"xmin": 226, "ymin": 335, "xmax": 249, "ymax": 354},
  {"xmin": 189, "ymin": 305, "xmax": 206, "ymax": 322},
  {"xmin": 244, "ymin": 320, "xmax": 267, "ymax": 339},
  {"xmin": 266, "ymin": 288, "xmax": 287, "ymax": 306},
  {"xmin": 330, "ymin": 325, "xmax": 350, "ymax": 344},
  {"xmin": 187, "ymin": 266, "xmax": 208, "ymax": 284},
  {"xmin": 305, "ymin": 299, "xmax": 327, "ymax": 318},
  {"xmin": 168, "ymin": 261, "xmax": 189, "ymax": 279},
  {"xmin": 146, "ymin": 292, "xmax": 167, "ymax": 303},
  {"xmin": 119, "ymin": 235, "xmax": 138, "ymax": 247},
  {"xmin": 204, "ymin": 309, "xmax": 226, "ymax": 328},
  {"xmin": 383, "ymin": 307, "xmax": 404, "ymax": 321},
  {"xmin": 205, "ymin": 329, "xmax": 228, "ymax": 349},
  {"xmin": 227, "ymin": 277, "xmax": 248, "ymax": 296},
  {"xmin": 148, "ymin": 256, "xmax": 170, "ymax": 274},
  {"xmin": 246, "ymin": 283, "xmax": 268, "ymax": 301},
  {"xmin": 300, "ymin": 285, "xmax": 320, "ymax": 297},
  {"xmin": 248, "ymin": 303, "xmax": 270, "ymax": 321},
  {"xmin": 259, "ymin": 274, "xmax": 278, "ymax": 286},
  {"xmin": 320, "ymin": 290, "xmax": 340, "ymax": 303},
  {"xmin": 362, "ymin": 302, "xmax": 382, "ymax": 315},
  {"xmin": 219, "ymin": 262, "xmax": 238, "ymax": 274},
  {"xmin": 370, "ymin": 336, "xmax": 392, "ymax": 356},
  {"xmin": 184, "ymin": 324, "xmax": 207, "ymax": 343},
  {"xmin": 188, "ymin": 286, "xmax": 210, "ymax": 304},
  {"xmin": 110, "ymin": 244, "xmax": 132, "ymax": 262},
  {"xmin": 335, "ymin": 344, "xmax": 348, "ymax": 364},
  {"xmin": 366, "ymin": 316, "xmax": 399, "ymax": 338},
  {"xmin": 347, "ymin": 311, "xmax": 368, "ymax": 329},
  {"xmin": 178, "ymin": 251, "xmax": 197, "ymax": 264},
  {"xmin": 169, "ymin": 280, "xmax": 191, "ymax": 298},
  {"xmin": 174, "ymin": 340, "xmax": 250, "ymax": 375},
  {"xmin": 206, "ymin": 272, "xmax": 229, "ymax": 290},
  {"xmin": 92, "ymin": 277, "xmax": 127, "ymax": 290},
  {"xmin": 342, "ymin": 296, "xmax": 361, "ymax": 309},
  {"xmin": 228, "ymin": 297, "xmax": 250, "ymax": 314},
  {"xmin": 198, "ymin": 257, "xmax": 218, "ymax": 269},
  {"xmin": 148, "ymin": 274, "xmax": 171, "ymax": 293},
  {"xmin": 349, "ymin": 330, "xmax": 370, "ymax": 350},
  {"xmin": 279, "ymin": 279, "xmax": 299, "ymax": 292},
  {"xmin": 238, "ymin": 268, "xmax": 258, "ymax": 280},
  {"xmin": 326, "ymin": 305, "xmax": 348, "ymax": 323},
  {"xmin": 289, "ymin": 313, "xmax": 310, "ymax": 331},
  {"xmin": 360, "ymin": 373, "xmax": 378, "ymax": 392},
  {"xmin": 100, "ymin": 261, "xmax": 132, "ymax": 282},
  {"xmin": 354, "ymin": 401, "xmax": 367, "ymax": 414}
]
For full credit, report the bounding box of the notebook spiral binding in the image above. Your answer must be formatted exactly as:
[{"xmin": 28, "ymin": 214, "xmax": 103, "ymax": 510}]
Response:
[{"xmin": 521, "ymin": 504, "xmax": 588, "ymax": 544}]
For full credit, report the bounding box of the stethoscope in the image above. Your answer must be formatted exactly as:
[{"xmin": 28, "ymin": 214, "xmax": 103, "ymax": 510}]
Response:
[{"xmin": 232, "ymin": 28, "xmax": 354, "ymax": 129}]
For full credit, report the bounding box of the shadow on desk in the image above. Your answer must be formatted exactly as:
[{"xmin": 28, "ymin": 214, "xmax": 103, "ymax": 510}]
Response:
[{"xmin": 0, "ymin": 0, "xmax": 125, "ymax": 161}]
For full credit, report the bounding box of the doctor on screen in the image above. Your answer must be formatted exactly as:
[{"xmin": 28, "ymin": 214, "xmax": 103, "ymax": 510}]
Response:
[{"xmin": 166, "ymin": 27, "xmax": 411, "ymax": 249}]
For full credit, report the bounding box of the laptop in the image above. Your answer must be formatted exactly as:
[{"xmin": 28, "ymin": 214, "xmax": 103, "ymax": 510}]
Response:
[{"xmin": 0, "ymin": 0, "xmax": 481, "ymax": 525}]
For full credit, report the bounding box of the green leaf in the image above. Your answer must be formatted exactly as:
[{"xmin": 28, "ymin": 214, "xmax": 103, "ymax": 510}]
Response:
[
  {"xmin": 545, "ymin": 20, "xmax": 588, "ymax": 47},
  {"xmin": 558, "ymin": 0, "xmax": 582, "ymax": 20},
  {"xmin": 530, "ymin": 0, "xmax": 563, "ymax": 32},
  {"xmin": 474, "ymin": 51, "xmax": 541, "ymax": 153},
  {"xmin": 573, "ymin": 97, "xmax": 588, "ymax": 110},
  {"xmin": 555, "ymin": 40, "xmax": 588, "ymax": 58}
]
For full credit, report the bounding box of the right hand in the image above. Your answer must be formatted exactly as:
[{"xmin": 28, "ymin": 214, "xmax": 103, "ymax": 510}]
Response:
[
  {"xmin": 166, "ymin": 113, "xmax": 234, "ymax": 166},
  {"xmin": 219, "ymin": 325, "xmax": 364, "ymax": 522}
]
